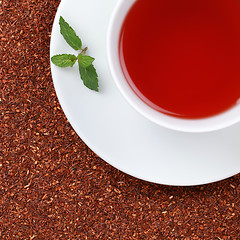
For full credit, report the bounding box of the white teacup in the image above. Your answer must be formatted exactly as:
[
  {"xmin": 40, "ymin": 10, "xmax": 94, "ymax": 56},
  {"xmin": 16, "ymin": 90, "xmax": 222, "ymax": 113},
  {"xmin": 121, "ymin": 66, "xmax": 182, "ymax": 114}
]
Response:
[{"xmin": 107, "ymin": 0, "xmax": 240, "ymax": 133}]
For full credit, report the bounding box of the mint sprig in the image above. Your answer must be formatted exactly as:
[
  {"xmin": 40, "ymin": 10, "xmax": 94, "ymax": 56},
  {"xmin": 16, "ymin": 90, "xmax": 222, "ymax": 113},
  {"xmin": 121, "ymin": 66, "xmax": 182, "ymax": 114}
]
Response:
[{"xmin": 51, "ymin": 16, "xmax": 99, "ymax": 92}]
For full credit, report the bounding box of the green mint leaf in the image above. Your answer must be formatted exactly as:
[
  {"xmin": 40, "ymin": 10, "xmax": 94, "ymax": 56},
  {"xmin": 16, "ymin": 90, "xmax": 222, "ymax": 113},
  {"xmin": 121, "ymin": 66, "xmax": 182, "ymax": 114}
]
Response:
[
  {"xmin": 77, "ymin": 54, "xmax": 95, "ymax": 68},
  {"xmin": 51, "ymin": 54, "xmax": 77, "ymax": 67},
  {"xmin": 78, "ymin": 62, "xmax": 99, "ymax": 91},
  {"xmin": 59, "ymin": 16, "xmax": 82, "ymax": 50}
]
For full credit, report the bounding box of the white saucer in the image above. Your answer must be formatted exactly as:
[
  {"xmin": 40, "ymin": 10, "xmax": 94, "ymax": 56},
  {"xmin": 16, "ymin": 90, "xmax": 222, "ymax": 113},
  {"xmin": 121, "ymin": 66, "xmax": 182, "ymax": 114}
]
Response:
[{"xmin": 50, "ymin": 0, "xmax": 240, "ymax": 186}]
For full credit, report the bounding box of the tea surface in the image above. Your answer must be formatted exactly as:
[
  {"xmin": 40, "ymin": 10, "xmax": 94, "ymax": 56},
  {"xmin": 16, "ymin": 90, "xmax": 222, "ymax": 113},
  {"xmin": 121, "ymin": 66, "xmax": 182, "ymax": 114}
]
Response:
[{"xmin": 119, "ymin": 0, "xmax": 240, "ymax": 119}]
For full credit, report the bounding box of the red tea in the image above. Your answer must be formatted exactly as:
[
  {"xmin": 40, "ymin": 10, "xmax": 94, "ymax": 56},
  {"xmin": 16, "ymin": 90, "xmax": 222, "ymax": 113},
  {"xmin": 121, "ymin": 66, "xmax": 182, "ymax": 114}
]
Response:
[{"xmin": 119, "ymin": 0, "xmax": 240, "ymax": 119}]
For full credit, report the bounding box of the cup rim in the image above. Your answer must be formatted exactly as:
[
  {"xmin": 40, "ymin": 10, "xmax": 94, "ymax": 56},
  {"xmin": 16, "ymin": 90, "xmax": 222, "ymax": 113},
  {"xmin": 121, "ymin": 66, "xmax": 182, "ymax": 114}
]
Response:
[{"xmin": 107, "ymin": 0, "xmax": 240, "ymax": 133}]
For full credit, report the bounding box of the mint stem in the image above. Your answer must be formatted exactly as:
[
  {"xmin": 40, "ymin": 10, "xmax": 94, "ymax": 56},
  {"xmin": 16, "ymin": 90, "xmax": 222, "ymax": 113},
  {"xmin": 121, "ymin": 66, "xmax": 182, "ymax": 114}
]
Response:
[{"xmin": 81, "ymin": 47, "xmax": 88, "ymax": 55}]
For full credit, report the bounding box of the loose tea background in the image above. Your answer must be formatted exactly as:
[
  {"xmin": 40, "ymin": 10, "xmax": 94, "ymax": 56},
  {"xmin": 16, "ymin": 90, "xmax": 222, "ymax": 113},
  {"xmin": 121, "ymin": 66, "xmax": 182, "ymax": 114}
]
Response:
[{"xmin": 0, "ymin": 0, "xmax": 240, "ymax": 239}]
